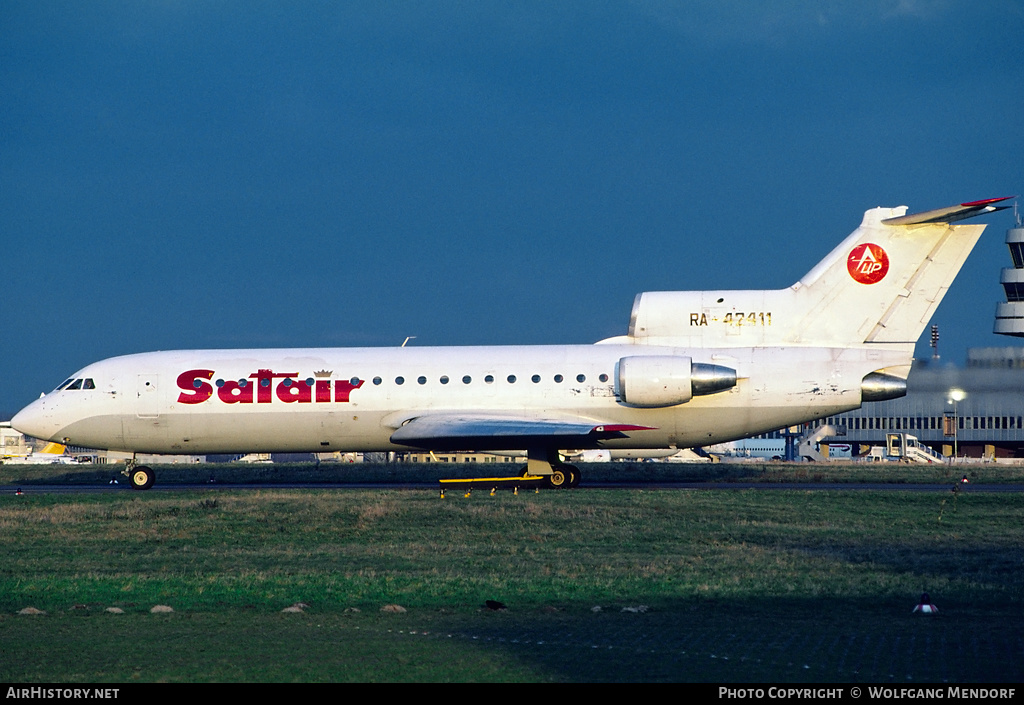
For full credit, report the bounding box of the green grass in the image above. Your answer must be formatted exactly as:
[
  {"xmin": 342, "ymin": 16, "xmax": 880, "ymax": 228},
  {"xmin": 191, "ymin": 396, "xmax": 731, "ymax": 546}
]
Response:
[{"xmin": 1, "ymin": 488, "xmax": 1022, "ymax": 682}]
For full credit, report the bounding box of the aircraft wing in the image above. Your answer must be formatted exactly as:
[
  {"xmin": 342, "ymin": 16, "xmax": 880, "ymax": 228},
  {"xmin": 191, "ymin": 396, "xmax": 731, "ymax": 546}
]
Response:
[
  {"xmin": 882, "ymin": 197, "xmax": 1013, "ymax": 225},
  {"xmin": 389, "ymin": 413, "xmax": 656, "ymax": 451}
]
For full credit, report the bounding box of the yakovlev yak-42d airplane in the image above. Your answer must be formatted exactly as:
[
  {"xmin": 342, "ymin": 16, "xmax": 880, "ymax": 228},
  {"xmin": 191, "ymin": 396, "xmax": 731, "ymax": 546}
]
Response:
[{"xmin": 11, "ymin": 197, "xmax": 1012, "ymax": 490}]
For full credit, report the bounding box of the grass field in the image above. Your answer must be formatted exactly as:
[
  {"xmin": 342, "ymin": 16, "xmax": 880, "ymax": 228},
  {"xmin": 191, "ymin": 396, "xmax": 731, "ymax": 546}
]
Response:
[{"xmin": 1, "ymin": 472, "xmax": 1022, "ymax": 682}]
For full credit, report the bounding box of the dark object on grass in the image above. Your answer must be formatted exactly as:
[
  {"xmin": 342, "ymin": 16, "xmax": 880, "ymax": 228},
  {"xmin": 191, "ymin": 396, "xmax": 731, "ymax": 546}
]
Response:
[
  {"xmin": 913, "ymin": 593, "xmax": 938, "ymax": 614},
  {"xmin": 484, "ymin": 600, "xmax": 507, "ymax": 611}
]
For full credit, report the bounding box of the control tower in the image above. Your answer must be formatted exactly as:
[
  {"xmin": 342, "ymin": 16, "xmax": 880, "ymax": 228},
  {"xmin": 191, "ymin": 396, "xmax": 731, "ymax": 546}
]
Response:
[{"xmin": 994, "ymin": 202, "xmax": 1024, "ymax": 337}]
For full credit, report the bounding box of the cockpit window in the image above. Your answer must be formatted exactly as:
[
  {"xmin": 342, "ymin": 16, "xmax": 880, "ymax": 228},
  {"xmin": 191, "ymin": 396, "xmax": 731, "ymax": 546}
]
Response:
[{"xmin": 56, "ymin": 378, "xmax": 95, "ymax": 391}]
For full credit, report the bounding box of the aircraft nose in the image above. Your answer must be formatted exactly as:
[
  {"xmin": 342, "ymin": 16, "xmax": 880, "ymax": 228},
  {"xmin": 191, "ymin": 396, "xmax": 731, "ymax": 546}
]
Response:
[{"xmin": 11, "ymin": 397, "xmax": 62, "ymax": 441}]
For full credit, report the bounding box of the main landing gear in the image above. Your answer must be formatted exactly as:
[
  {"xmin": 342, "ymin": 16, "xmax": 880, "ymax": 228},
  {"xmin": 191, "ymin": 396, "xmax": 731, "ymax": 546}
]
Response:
[
  {"xmin": 527, "ymin": 448, "xmax": 580, "ymax": 490},
  {"xmin": 437, "ymin": 449, "xmax": 581, "ymax": 492},
  {"xmin": 543, "ymin": 463, "xmax": 580, "ymax": 489},
  {"xmin": 123, "ymin": 459, "xmax": 155, "ymax": 491}
]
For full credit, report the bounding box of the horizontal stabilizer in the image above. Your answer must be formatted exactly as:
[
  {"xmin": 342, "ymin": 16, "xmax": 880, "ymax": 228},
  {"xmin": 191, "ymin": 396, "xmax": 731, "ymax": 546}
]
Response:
[{"xmin": 882, "ymin": 197, "xmax": 1013, "ymax": 225}]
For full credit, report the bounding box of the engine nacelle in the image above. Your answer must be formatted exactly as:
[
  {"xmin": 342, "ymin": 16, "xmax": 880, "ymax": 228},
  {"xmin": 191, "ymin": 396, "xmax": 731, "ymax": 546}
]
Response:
[
  {"xmin": 616, "ymin": 356, "xmax": 737, "ymax": 408},
  {"xmin": 861, "ymin": 371, "xmax": 907, "ymax": 402}
]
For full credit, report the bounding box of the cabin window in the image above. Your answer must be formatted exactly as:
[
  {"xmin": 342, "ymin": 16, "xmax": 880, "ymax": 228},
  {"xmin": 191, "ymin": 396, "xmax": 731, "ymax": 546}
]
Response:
[
  {"xmin": 462, "ymin": 376, "xmax": 471, "ymax": 384},
  {"xmin": 395, "ymin": 376, "xmax": 405, "ymax": 385},
  {"xmin": 554, "ymin": 374, "xmax": 563, "ymax": 383},
  {"xmin": 599, "ymin": 374, "xmax": 609, "ymax": 382},
  {"xmin": 576, "ymin": 374, "xmax": 586, "ymax": 383},
  {"xmin": 532, "ymin": 374, "xmax": 541, "ymax": 383},
  {"xmin": 440, "ymin": 376, "xmax": 449, "ymax": 385},
  {"xmin": 507, "ymin": 375, "xmax": 517, "ymax": 383},
  {"xmin": 373, "ymin": 377, "xmax": 382, "ymax": 385},
  {"xmin": 417, "ymin": 376, "xmax": 427, "ymax": 385},
  {"xmin": 485, "ymin": 375, "xmax": 494, "ymax": 384}
]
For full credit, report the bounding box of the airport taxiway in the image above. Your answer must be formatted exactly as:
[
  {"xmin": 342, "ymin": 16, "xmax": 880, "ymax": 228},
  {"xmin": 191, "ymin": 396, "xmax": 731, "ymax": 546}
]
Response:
[{"xmin": 4, "ymin": 481, "xmax": 1023, "ymax": 495}]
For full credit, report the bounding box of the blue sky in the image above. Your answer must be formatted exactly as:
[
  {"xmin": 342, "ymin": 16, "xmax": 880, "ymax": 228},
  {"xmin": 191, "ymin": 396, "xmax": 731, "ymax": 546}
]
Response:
[{"xmin": 2, "ymin": 1, "xmax": 1022, "ymax": 416}]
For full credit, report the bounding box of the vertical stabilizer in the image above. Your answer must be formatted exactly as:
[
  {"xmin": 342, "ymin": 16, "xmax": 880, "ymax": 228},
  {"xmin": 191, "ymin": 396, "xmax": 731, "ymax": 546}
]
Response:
[
  {"xmin": 619, "ymin": 200, "xmax": 1006, "ymax": 349},
  {"xmin": 785, "ymin": 206, "xmax": 986, "ymax": 346}
]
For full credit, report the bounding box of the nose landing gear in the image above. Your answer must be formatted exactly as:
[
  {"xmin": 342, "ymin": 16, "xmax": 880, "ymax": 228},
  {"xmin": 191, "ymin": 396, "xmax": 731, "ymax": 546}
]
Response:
[{"xmin": 123, "ymin": 459, "xmax": 155, "ymax": 490}]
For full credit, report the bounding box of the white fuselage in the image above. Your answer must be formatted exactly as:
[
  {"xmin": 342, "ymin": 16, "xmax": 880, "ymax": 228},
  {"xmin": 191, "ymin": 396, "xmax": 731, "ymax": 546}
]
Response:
[{"xmin": 11, "ymin": 342, "xmax": 898, "ymax": 455}]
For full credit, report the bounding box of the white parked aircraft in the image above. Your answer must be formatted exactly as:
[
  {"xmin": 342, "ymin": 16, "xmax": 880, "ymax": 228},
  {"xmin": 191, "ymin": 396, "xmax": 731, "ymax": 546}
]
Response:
[
  {"xmin": 11, "ymin": 198, "xmax": 1011, "ymax": 490},
  {"xmin": 706, "ymin": 438, "xmax": 787, "ymax": 461},
  {"xmin": 2, "ymin": 442, "xmax": 80, "ymax": 465}
]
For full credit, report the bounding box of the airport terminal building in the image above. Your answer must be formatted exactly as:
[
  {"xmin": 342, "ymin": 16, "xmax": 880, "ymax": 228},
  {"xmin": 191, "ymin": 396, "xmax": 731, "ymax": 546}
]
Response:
[{"xmin": 818, "ymin": 347, "xmax": 1024, "ymax": 460}]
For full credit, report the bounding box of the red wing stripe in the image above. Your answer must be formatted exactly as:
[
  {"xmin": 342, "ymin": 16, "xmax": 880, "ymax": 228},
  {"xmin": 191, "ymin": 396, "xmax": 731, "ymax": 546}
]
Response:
[
  {"xmin": 593, "ymin": 424, "xmax": 658, "ymax": 432},
  {"xmin": 961, "ymin": 197, "xmax": 1014, "ymax": 207}
]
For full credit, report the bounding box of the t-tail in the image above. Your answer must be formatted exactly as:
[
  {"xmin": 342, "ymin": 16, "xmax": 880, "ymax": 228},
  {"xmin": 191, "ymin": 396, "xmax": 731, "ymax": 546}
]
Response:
[{"xmin": 618, "ymin": 198, "xmax": 1012, "ymax": 351}]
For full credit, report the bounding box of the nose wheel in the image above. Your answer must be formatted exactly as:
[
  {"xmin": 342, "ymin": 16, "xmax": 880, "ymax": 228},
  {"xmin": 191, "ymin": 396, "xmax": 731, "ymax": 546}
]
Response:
[{"xmin": 125, "ymin": 464, "xmax": 155, "ymax": 491}]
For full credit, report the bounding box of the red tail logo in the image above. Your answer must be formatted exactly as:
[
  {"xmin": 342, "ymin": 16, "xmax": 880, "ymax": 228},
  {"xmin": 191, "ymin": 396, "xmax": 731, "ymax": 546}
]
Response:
[{"xmin": 847, "ymin": 243, "xmax": 889, "ymax": 284}]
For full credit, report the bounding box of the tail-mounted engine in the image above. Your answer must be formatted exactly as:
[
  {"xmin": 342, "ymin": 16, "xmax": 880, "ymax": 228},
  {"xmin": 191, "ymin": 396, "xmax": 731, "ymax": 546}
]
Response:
[
  {"xmin": 860, "ymin": 371, "xmax": 907, "ymax": 402},
  {"xmin": 616, "ymin": 356, "xmax": 737, "ymax": 408}
]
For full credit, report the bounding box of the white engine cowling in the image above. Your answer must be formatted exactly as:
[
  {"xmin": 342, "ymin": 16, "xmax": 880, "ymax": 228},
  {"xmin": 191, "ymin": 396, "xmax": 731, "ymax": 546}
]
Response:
[{"xmin": 616, "ymin": 356, "xmax": 737, "ymax": 408}]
